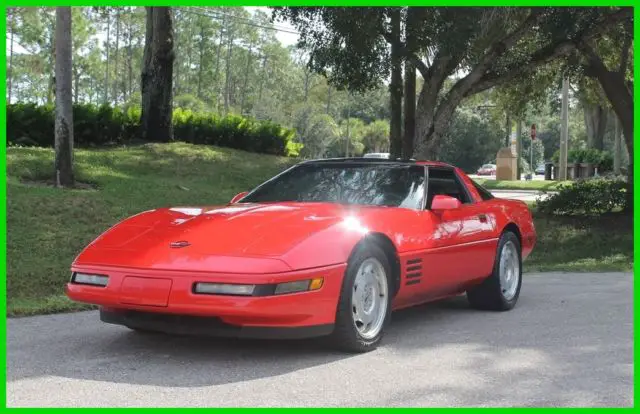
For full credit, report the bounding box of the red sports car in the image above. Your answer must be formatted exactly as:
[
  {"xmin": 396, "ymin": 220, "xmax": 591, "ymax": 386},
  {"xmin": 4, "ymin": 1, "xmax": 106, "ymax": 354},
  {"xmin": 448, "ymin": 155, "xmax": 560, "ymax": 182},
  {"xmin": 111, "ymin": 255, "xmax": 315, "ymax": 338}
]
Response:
[{"xmin": 66, "ymin": 158, "xmax": 536, "ymax": 353}]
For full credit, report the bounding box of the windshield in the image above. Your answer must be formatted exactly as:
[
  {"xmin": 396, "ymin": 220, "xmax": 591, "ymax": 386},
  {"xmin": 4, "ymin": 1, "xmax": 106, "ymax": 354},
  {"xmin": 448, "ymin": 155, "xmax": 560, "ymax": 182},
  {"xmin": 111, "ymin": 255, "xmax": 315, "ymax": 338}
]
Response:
[{"xmin": 240, "ymin": 162, "xmax": 426, "ymax": 209}]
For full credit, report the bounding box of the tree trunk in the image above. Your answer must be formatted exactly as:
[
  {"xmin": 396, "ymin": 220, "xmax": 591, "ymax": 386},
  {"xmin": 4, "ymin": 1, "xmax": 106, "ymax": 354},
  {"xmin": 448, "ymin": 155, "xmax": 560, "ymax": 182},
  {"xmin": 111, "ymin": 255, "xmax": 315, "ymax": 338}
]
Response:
[
  {"xmin": 104, "ymin": 10, "xmax": 110, "ymax": 105},
  {"xmin": 47, "ymin": 28, "xmax": 55, "ymax": 105},
  {"xmin": 388, "ymin": 8, "xmax": 403, "ymax": 160},
  {"xmin": 303, "ymin": 69, "xmax": 311, "ymax": 102},
  {"xmin": 613, "ymin": 114, "xmax": 623, "ymax": 174},
  {"xmin": 257, "ymin": 54, "xmax": 267, "ymax": 103},
  {"xmin": 127, "ymin": 7, "xmax": 134, "ymax": 100},
  {"xmin": 403, "ymin": 61, "xmax": 416, "ymax": 159},
  {"xmin": 197, "ymin": 23, "xmax": 205, "ymax": 99},
  {"xmin": 55, "ymin": 7, "xmax": 74, "ymax": 187},
  {"xmin": 140, "ymin": 7, "xmax": 175, "ymax": 143},
  {"xmin": 8, "ymin": 8, "xmax": 15, "ymax": 103},
  {"xmin": 240, "ymin": 43, "xmax": 253, "ymax": 115},
  {"xmin": 73, "ymin": 66, "xmax": 79, "ymax": 104},
  {"xmin": 224, "ymin": 26, "xmax": 234, "ymax": 114},
  {"xmin": 584, "ymin": 103, "xmax": 607, "ymax": 150},
  {"xmin": 113, "ymin": 7, "xmax": 121, "ymax": 105},
  {"xmin": 214, "ymin": 16, "xmax": 225, "ymax": 112}
]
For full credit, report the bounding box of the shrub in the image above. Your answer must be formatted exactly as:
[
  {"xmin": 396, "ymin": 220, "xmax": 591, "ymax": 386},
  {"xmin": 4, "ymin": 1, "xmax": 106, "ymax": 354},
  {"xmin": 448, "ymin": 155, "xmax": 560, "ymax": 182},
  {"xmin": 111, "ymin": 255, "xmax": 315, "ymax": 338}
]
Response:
[
  {"xmin": 7, "ymin": 103, "xmax": 300, "ymax": 157},
  {"xmin": 537, "ymin": 178, "xmax": 627, "ymax": 216},
  {"xmin": 550, "ymin": 148, "xmax": 613, "ymax": 172}
]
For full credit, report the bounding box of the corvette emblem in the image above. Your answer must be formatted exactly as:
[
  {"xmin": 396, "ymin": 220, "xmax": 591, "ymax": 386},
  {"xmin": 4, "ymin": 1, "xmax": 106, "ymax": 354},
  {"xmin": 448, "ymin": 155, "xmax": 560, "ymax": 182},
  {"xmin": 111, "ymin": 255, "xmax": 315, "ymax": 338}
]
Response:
[{"xmin": 170, "ymin": 241, "xmax": 190, "ymax": 248}]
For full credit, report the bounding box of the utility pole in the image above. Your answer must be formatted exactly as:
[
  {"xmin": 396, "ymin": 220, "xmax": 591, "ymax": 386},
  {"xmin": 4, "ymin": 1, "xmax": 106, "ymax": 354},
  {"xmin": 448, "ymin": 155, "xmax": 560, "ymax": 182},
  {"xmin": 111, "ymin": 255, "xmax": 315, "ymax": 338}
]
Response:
[{"xmin": 558, "ymin": 77, "xmax": 569, "ymax": 180}]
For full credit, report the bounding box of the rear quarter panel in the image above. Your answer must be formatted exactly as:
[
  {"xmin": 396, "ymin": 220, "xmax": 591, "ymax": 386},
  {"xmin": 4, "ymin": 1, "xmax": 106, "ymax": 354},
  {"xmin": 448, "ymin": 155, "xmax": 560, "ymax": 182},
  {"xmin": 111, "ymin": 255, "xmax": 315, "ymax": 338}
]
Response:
[{"xmin": 485, "ymin": 198, "xmax": 536, "ymax": 260}]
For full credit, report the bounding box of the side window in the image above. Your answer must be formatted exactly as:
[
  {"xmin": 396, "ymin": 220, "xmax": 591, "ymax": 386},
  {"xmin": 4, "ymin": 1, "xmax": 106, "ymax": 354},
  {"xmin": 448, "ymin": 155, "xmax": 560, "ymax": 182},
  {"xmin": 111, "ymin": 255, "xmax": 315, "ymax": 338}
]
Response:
[
  {"xmin": 426, "ymin": 168, "xmax": 472, "ymax": 208},
  {"xmin": 470, "ymin": 180, "xmax": 495, "ymax": 201}
]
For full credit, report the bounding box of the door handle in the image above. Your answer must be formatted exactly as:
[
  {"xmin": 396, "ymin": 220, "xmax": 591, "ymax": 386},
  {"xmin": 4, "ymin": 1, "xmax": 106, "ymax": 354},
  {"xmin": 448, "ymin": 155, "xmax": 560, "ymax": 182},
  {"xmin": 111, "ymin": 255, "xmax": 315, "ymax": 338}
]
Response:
[{"xmin": 478, "ymin": 214, "xmax": 488, "ymax": 223}]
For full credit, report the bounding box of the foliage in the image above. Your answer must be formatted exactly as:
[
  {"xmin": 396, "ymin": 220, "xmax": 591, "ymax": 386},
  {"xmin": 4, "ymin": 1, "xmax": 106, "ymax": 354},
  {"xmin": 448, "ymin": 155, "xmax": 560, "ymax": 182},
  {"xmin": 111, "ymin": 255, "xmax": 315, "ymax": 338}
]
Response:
[
  {"xmin": 361, "ymin": 120, "xmax": 390, "ymax": 153},
  {"xmin": 536, "ymin": 177, "xmax": 627, "ymax": 216},
  {"xmin": 7, "ymin": 103, "xmax": 300, "ymax": 156},
  {"xmin": 438, "ymin": 108, "xmax": 503, "ymax": 172},
  {"xmin": 551, "ymin": 147, "xmax": 613, "ymax": 171},
  {"xmin": 274, "ymin": 7, "xmax": 630, "ymax": 158}
]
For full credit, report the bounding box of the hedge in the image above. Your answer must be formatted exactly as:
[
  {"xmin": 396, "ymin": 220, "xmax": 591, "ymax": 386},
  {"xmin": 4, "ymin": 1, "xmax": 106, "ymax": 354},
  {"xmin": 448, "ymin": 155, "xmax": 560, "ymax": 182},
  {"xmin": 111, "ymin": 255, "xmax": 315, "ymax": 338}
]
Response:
[{"xmin": 6, "ymin": 103, "xmax": 302, "ymax": 157}]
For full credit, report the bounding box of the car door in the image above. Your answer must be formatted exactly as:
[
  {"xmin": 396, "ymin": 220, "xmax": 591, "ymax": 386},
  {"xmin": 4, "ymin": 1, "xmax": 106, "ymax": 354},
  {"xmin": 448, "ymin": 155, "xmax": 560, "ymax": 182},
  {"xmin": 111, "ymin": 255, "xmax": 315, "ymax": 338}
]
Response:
[{"xmin": 422, "ymin": 167, "xmax": 496, "ymax": 290}]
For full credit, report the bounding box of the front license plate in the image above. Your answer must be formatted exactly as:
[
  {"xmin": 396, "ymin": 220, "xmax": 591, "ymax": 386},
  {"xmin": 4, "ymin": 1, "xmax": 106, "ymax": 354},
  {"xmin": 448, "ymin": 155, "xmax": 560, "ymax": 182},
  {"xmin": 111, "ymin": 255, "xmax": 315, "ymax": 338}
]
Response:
[{"xmin": 120, "ymin": 277, "xmax": 173, "ymax": 307}]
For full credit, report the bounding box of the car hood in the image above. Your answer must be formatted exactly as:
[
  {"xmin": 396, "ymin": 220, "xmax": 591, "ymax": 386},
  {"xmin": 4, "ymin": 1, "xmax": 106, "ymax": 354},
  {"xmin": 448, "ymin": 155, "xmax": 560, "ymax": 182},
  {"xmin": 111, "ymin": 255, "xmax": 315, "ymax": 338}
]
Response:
[{"xmin": 74, "ymin": 202, "xmax": 371, "ymax": 272}]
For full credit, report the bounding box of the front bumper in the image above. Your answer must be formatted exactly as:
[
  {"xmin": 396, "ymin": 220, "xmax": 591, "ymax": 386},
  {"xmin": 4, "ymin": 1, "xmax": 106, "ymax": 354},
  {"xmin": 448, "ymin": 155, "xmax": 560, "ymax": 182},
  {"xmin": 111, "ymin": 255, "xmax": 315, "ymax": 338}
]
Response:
[
  {"xmin": 66, "ymin": 263, "xmax": 345, "ymax": 329},
  {"xmin": 100, "ymin": 308, "xmax": 335, "ymax": 339}
]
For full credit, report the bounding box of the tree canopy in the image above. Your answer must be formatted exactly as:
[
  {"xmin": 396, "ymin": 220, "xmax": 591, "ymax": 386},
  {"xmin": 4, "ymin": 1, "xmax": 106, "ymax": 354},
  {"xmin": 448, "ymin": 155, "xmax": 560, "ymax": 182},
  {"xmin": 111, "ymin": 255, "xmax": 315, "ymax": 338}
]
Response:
[{"xmin": 273, "ymin": 6, "xmax": 632, "ymax": 159}]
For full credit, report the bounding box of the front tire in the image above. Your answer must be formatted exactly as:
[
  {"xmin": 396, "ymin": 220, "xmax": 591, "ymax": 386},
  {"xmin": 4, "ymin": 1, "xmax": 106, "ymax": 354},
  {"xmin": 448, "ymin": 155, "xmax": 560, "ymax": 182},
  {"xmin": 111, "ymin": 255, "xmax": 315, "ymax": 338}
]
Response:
[
  {"xmin": 467, "ymin": 230, "xmax": 522, "ymax": 311},
  {"xmin": 329, "ymin": 242, "xmax": 392, "ymax": 353}
]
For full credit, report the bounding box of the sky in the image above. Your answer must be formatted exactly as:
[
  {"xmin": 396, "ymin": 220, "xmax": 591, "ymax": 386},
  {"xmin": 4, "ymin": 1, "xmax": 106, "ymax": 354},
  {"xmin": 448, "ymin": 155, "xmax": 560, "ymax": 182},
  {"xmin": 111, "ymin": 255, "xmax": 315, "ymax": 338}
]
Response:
[{"xmin": 246, "ymin": 6, "xmax": 299, "ymax": 46}]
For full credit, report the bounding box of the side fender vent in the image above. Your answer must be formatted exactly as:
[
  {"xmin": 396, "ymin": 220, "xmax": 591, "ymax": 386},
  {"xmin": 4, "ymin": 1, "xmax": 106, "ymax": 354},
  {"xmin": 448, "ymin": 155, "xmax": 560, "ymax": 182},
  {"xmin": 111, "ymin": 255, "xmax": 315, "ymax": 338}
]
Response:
[{"xmin": 404, "ymin": 258, "xmax": 423, "ymax": 286}]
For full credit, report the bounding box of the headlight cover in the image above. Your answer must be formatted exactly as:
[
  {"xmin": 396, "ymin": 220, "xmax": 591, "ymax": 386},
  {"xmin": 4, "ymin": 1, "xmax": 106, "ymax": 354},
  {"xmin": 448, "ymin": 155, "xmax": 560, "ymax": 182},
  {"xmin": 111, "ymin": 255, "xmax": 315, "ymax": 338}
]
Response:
[{"xmin": 193, "ymin": 283, "xmax": 256, "ymax": 296}]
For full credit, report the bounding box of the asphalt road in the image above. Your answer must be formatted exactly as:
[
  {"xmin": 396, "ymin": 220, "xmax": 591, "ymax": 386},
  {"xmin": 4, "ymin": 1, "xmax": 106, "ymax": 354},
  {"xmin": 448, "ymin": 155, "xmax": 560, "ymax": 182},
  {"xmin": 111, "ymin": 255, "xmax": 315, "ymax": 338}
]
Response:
[{"xmin": 7, "ymin": 272, "xmax": 633, "ymax": 407}]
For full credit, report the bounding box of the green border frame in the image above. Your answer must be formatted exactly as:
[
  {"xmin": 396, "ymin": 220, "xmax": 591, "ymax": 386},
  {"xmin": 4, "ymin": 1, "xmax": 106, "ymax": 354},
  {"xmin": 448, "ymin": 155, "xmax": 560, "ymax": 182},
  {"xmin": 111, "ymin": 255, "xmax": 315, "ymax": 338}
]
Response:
[{"xmin": 1, "ymin": 2, "xmax": 637, "ymax": 410}]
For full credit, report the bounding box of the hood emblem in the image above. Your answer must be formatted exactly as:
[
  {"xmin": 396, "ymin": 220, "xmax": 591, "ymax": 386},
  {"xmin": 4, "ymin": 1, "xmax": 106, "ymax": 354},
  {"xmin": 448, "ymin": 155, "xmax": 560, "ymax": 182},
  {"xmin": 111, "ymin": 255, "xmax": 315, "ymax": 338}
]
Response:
[{"xmin": 170, "ymin": 240, "xmax": 191, "ymax": 248}]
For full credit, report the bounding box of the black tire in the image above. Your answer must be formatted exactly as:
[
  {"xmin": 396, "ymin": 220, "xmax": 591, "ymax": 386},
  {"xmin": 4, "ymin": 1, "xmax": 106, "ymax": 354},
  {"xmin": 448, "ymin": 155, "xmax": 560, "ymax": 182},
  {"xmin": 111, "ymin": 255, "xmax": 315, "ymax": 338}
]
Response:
[
  {"xmin": 467, "ymin": 230, "xmax": 522, "ymax": 311},
  {"xmin": 329, "ymin": 242, "xmax": 393, "ymax": 353}
]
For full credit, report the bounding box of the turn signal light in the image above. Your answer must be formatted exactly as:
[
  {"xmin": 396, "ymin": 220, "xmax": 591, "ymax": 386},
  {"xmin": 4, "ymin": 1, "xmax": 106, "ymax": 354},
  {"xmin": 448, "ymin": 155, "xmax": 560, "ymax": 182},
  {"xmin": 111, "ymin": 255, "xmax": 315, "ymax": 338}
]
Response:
[{"xmin": 309, "ymin": 278, "xmax": 324, "ymax": 290}]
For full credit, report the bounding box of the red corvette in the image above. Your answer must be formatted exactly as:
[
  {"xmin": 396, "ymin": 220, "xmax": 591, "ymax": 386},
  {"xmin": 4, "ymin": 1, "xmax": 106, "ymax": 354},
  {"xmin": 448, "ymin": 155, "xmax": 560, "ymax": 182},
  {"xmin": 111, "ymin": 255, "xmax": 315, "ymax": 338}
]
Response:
[{"xmin": 66, "ymin": 158, "xmax": 536, "ymax": 353}]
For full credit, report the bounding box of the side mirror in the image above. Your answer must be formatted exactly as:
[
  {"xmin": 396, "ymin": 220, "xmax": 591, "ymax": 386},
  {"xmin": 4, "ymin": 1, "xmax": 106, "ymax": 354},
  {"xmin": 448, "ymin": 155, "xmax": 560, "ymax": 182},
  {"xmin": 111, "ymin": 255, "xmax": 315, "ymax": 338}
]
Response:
[
  {"xmin": 229, "ymin": 191, "xmax": 249, "ymax": 204},
  {"xmin": 431, "ymin": 194, "xmax": 461, "ymax": 211}
]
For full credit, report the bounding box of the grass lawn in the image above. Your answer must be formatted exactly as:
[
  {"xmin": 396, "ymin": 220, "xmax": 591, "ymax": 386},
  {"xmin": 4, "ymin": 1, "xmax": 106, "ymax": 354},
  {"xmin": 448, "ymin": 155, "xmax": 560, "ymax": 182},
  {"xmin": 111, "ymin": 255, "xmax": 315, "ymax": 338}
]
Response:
[
  {"xmin": 7, "ymin": 143, "xmax": 633, "ymax": 316},
  {"xmin": 473, "ymin": 178, "xmax": 571, "ymax": 191},
  {"xmin": 525, "ymin": 212, "xmax": 633, "ymax": 272}
]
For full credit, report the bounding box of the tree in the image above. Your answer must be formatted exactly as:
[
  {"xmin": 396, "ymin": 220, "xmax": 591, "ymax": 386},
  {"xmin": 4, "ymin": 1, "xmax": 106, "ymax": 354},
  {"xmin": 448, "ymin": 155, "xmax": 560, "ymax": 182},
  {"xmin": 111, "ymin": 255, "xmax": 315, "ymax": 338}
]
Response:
[
  {"xmin": 438, "ymin": 108, "xmax": 503, "ymax": 172},
  {"xmin": 54, "ymin": 7, "xmax": 74, "ymax": 187},
  {"xmin": 362, "ymin": 120, "xmax": 390, "ymax": 153},
  {"xmin": 293, "ymin": 104, "xmax": 340, "ymax": 158},
  {"xmin": 575, "ymin": 17, "xmax": 633, "ymax": 209},
  {"xmin": 273, "ymin": 7, "xmax": 631, "ymax": 159},
  {"xmin": 140, "ymin": 7, "xmax": 175, "ymax": 142}
]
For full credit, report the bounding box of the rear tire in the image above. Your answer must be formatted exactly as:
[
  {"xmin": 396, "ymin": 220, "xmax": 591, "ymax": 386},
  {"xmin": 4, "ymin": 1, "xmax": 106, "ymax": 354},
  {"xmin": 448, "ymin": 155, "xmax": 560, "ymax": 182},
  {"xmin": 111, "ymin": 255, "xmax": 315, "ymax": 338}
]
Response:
[
  {"xmin": 329, "ymin": 242, "xmax": 392, "ymax": 353},
  {"xmin": 467, "ymin": 230, "xmax": 522, "ymax": 311}
]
